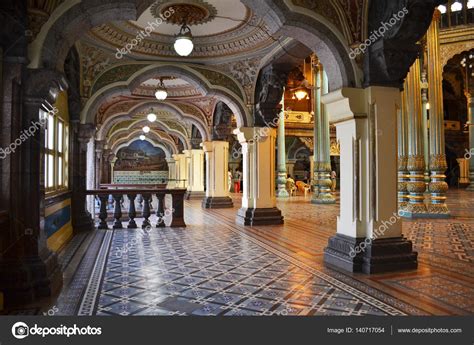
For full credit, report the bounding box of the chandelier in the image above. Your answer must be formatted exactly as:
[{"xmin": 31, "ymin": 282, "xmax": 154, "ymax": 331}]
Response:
[
  {"xmin": 155, "ymin": 78, "xmax": 168, "ymax": 101},
  {"xmin": 174, "ymin": 22, "xmax": 194, "ymax": 57}
]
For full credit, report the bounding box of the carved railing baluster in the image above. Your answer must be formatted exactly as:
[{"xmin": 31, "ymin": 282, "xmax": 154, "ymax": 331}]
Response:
[
  {"xmin": 98, "ymin": 194, "xmax": 109, "ymax": 229},
  {"xmin": 112, "ymin": 194, "xmax": 123, "ymax": 229},
  {"xmin": 142, "ymin": 193, "xmax": 151, "ymax": 229},
  {"xmin": 127, "ymin": 194, "xmax": 137, "ymax": 229},
  {"xmin": 87, "ymin": 188, "xmax": 187, "ymax": 230},
  {"xmin": 156, "ymin": 192, "xmax": 166, "ymax": 227}
]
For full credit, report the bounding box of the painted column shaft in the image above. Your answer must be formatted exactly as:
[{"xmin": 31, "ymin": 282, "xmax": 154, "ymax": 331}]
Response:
[
  {"xmin": 312, "ymin": 58, "xmax": 321, "ymax": 195},
  {"xmin": 398, "ymin": 88, "xmax": 409, "ymax": 209},
  {"xmin": 404, "ymin": 59, "xmax": 428, "ymax": 216},
  {"xmin": 466, "ymin": 94, "xmax": 474, "ymax": 190},
  {"xmin": 426, "ymin": 10, "xmax": 450, "ymax": 215},
  {"xmin": 277, "ymin": 109, "xmax": 289, "ymax": 198}
]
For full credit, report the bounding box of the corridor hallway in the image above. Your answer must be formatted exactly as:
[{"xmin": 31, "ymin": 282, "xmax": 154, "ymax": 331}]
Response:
[{"xmin": 12, "ymin": 190, "xmax": 472, "ymax": 317}]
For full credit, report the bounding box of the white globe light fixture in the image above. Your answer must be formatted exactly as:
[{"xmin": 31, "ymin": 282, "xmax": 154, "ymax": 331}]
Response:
[
  {"xmin": 147, "ymin": 112, "xmax": 157, "ymax": 123},
  {"xmin": 468, "ymin": 0, "xmax": 474, "ymax": 9},
  {"xmin": 451, "ymin": 1, "xmax": 463, "ymax": 12},
  {"xmin": 142, "ymin": 126, "xmax": 150, "ymax": 134},
  {"xmin": 139, "ymin": 135, "xmax": 146, "ymax": 141},
  {"xmin": 174, "ymin": 23, "xmax": 194, "ymax": 57},
  {"xmin": 438, "ymin": 5, "xmax": 447, "ymax": 14},
  {"xmin": 155, "ymin": 78, "xmax": 168, "ymax": 101}
]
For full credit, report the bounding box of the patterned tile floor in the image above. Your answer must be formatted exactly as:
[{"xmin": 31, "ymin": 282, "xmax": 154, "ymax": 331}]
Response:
[
  {"xmin": 44, "ymin": 189, "xmax": 474, "ymax": 316},
  {"xmin": 71, "ymin": 224, "xmax": 400, "ymax": 316}
]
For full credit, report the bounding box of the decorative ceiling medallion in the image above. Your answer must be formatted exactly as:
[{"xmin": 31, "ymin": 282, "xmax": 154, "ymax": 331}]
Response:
[{"xmin": 150, "ymin": 0, "xmax": 217, "ymax": 26}]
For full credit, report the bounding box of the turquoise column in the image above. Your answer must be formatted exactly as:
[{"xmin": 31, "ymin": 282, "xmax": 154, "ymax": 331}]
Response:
[
  {"xmin": 311, "ymin": 56, "xmax": 321, "ymax": 199},
  {"xmin": 312, "ymin": 65, "xmax": 335, "ymax": 204},
  {"xmin": 276, "ymin": 103, "xmax": 289, "ymax": 198}
]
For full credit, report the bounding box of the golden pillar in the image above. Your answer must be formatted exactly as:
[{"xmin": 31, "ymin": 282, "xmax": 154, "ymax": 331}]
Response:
[
  {"xmin": 426, "ymin": 10, "xmax": 450, "ymax": 216},
  {"xmin": 403, "ymin": 59, "xmax": 428, "ymax": 217},
  {"xmin": 398, "ymin": 87, "xmax": 409, "ymax": 210}
]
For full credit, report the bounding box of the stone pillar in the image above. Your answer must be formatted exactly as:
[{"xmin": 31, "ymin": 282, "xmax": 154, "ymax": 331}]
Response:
[
  {"xmin": 276, "ymin": 110, "xmax": 289, "ymax": 198},
  {"xmin": 421, "ymin": 70, "xmax": 431, "ymax": 186},
  {"xmin": 286, "ymin": 160, "xmax": 296, "ymax": 178},
  {"xmin": 100, "ymin": 149, "xmax": 112, "ymax": 185},
  {"xmin": 398, "ymin": 89, "xmax": 409, "ymax": 210},
  {"xmin": 312, "ymin": 67, "xmax": 335, "ymax": 204},
  {"xmin": 201, "ymin": 141, "xmax": 233, "ymax": 208},
  {"xmin": 426, "ymin": 10, "xmax": 450, "ymax": 216},
  {"xmin": 166, "ymin": 157, "xmax": 176, "ymax": 189},
  {"xmin": 0, "ymin": 69, "xmax": 64, "ymax": 306},
  {"xmin": 184, "ymin": 151, "xmax": 191, "ymax": 189},
  {"xmin": 466, "ymin": 92, "xmax": 474, "ymax": 190},
  {"xmin": 235, "ymin": 127, "xmax": 283, "ymax": 225},
  {"xmin": 401, "ymin": 60, "xmax": 429, "ymax": 218},
  {"xmin": 94, "ymin": 140, "xmax": 104, "ymax": 188},
  {"xmin": 311, "ymin": 56, "xmax": 322, "ymax": 196},
  {"xmin": 71, "ymin": 123, "xmax": 95, "ymax": 233},
  {"xmin": 322, "ymin": 87, "xmax": 417, "ymax": 274},
  {"xmin": 185, "ymin": 149, "xmax": 205, "ymax": 199},
  {"xmin": 110, "ymin": 156, "xmax": 118, "ymax": 183},
  {"xmin": 86, "ymin": 139, "xmax": 95, "ymax": 215},
  {"xmin": 458, "ymin": 158, "xmax": 470, "ymax": 186},
  {"xmin": 173, "ymin": 153, "xmax": 187, "ymax": 189}
]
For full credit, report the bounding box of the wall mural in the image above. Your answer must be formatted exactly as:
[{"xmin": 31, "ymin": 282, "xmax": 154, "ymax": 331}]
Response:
[{"xmin": 115, "ymin": 140, "xmax": 169, "ymax": 171}]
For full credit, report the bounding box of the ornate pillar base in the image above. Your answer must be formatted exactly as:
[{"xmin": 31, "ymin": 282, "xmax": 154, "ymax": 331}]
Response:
[
  {"xmin": 311, "ymin": 196, "xmax": 336, "ymax": 204},
  {"xmin": 399, "ymin": 202, "xmax": 431, "ymax": 218},
  {"xmin": 236, "ymin": 207, "xmax": 283, "ymax": 226},
  {"xmin": 427, "ymin": 162, "xmax": 451, "ymax": 218},
  {"xmin": 276, "ymin": 172, "xmax": 289, "ymax": 198},
  {"xmin": 186, "ymin": 191, "xmax": 206, "ymax": 200},
  {"xmin": 324, "ymin": 234, "xmax": 418, "ymax": 274},
  {"xmin": 202, "ymin": 196, "xmax": 233, "ymax": 209},
  {"xmin": 321, "ymin": 87, "xmax": 417, "ymax": 275},
  {"xmin": 0, "ymin": 251, "xmax": 62, "ymax": 307},
  {"xmin": 311, "ymin": 170, "xmax": 336, "ymax": 204}
]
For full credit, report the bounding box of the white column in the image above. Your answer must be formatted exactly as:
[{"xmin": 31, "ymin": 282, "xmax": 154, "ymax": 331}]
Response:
[
  {"xmin": 234, "ymin": 127, "xmax": 283, "ymax": 225},
  {"xmin": 110, "ymin": 156, "xmax": 118, "ymax": 183},
  {"xmin": 86, "ymin": 138, "xmax": 96, "ymax": 216},
  {"xmin": 276, "ymin": 110, "xmax": 289, "ymax": 198},
  {"xmin": 322, "ymin": 87, "xmax": 417, "ymax": 274},
  {"xmin": 173, "ymin": 153, "xmax": 187, "ymax": 189},
  {"xmin": 185, "ymin": 149, "xmax": 205, "ymax": 198},
  {"xmin": 166, "ymin": 157, "xmax": 176, "ymax": 188},
  {"xmin": 201, "ymin": 141, "xmax": 233, "ymax": 208}
]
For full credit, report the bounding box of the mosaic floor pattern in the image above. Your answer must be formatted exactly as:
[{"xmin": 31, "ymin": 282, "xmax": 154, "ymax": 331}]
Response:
[
  {"xmin": 77, "ymin": 226, "xmax": 402, "ymax": 316},
  {"xmin": 46, "ymin": 189, "xmax": 473, "ymax": 316}
]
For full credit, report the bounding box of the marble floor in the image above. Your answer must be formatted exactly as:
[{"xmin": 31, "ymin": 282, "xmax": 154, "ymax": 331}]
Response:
[{"xmin": 8, "ymin": 190, "xmax": 474, "ymax": 316}]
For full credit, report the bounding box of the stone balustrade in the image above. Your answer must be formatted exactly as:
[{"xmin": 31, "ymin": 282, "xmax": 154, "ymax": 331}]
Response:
[{"xmin": 86, "ymin": 188, "xmax": 187, "ymax": 229}]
